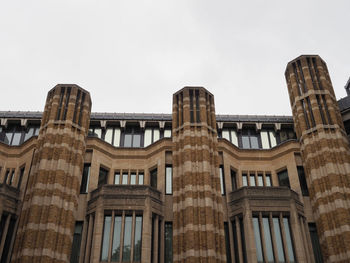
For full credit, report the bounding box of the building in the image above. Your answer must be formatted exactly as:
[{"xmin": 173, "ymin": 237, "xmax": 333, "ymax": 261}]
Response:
[{"xmin": 0, "ymin": 54, "xmax": 349, "ymax": 263}]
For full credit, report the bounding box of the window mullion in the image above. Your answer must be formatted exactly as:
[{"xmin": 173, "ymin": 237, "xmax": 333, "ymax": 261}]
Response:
[
  {"xmin": 119, "ymin": 211, "xmax": 126, "ymax": 263},
  {"xmin": 108, "ymin": 211, "xmax": 115, "ymax": 262}
]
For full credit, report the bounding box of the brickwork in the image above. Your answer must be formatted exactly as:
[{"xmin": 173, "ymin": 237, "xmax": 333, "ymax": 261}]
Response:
[
  {"xmin": 286, "ymin": 55, "xmax": 350, "ymax": 262},
  {"xmin": 11, "ymin": 85, "xmax": 91, "ymax": 263},
  {"xmin": 172, "ymin": 87, "xmax": 226, "ymax": 263}
]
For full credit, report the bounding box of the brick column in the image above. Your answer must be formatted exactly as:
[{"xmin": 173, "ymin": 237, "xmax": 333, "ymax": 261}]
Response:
[
  {"xmin": 286, "ymin": 55, "xmax": 350, "ymax": 262},
  {"xmin": 11, "ymin": 84, "xmax": 91, "ymax": 263},
  {"xmin": 172, "ymin": 87, "xmax": 225, "ymax": 263}
]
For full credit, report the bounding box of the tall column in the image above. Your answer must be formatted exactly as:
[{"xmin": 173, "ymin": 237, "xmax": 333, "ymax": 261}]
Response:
[
  {"xmin": 11, "ymin": 84, "xmax": 91, "ymax": 263},
  {"xmin": 172, "ymin": 87, "xmax": 225, "ymax": 263},
  {"xmin": 285, "ymin": 55, "xmax": 350, "ymax": 262}
]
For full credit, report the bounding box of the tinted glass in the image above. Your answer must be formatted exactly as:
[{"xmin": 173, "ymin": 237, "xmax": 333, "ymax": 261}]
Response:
[
  {"xmin": 278, "ymin": 170, "xmax": 290, "ymax": 188},
  {"xmin": 164, "ymin": 222, "xmax": 173, "ymax": 263}
]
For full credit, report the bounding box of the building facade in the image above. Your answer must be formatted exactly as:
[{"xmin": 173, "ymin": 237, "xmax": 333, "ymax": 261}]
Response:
[{"xmin": 0, "ymin": 55, "xmax": 349, "ymax": 263}]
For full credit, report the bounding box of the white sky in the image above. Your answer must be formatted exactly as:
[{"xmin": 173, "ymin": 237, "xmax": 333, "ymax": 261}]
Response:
[{"xmin": 0, "ymin": 0, "xmax": 349, "ymax": 116}]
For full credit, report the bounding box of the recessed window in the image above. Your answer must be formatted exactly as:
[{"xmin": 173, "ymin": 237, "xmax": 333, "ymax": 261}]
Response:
[
  {"xmin": 144, "ymin": 127, "xmax": 160, "ymax": 147},
  {"xmin": 277, "ymin": 169, "xmax": 290, "ymax": 188},
  {"xmin": 241, "ymin": 128, "xmax": 259, "ymax": 149},
  {"xmin": 138, "ymin": 172, "xmax": 144, "ymax": 185},
  {"xmin": 242, "ymin": 173, "xmax": 248, "ymax": 187},
  {"xmin": 98, "ymin": 167, "xmax": 109, "ymax": 187},
  {"xmin": 70, "ymin": 221, "xmax": 83, "ymax": 263},
  {"xmin": 297, "ymin": 166, "xmax": 309, "ymax": 196},
  {"xmin": 257, "ymin": 174, "xmax": 263, "ymax": 186},
  {"xmin": 165, "ymin": 166, "xmax": 172, "ymax": 194},
  {"xmin": 261, "ymin": 130, "xmax": 277, "ymax": 149},
  {"xmin": 114, "ymin": 172, "xmax": 120, "ymax": 185},
  {"xmin": 250, "ymin": 173, "xmax": 256, "ymax": 186},
  {"xmin": 122, "ymin": 126, "xmax": 142, "ymax": 148},
  {"xmin": 265, "ymin": 173, "xmax": 272, "ymax": 186},
  {"xmin": 231, "ymin": 169, "xmax": 237, "ymax": 190},
  {"xmin": 150, "ymin": 168, "xmax": 157, "ymax": 188},
  {"xmin": 130, "ymin": 173, "xmax": 137, "ymax": 185},
  {"xmin": 105, "ymin": 127, "xmax": 121, "ymax": 147},
  {"xmin": 122, "ymin": 173, "xmax": 128, "ymax": 185},
  {"xmin": 164, "ymin": 222, "xmax": 173, "ymax": 263},
  {"xmin": 220, "ymin": 166, "xmax": 225, "ymax": 195},
  {"xmin": 80, "ymin": 164, "xmax": 91, "ymax": 194},
  {"xmin": 222, "ymin": 128, "xmax": 238, "ymax": 147}
]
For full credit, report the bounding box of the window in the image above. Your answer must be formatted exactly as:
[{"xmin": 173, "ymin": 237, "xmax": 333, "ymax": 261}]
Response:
[
  {"xmin": 231, "ymin": 169, "xmax": 237, "ymax": 190},
  {"xmin": 164, "ymin": 128, "xmax": 172, "ymax": 138},
  {"xmin": 88, "ymin": 126, "xmax": 102, "ymax": 139},
  {"xmin": 224, "ymin": 222, "xmax": 232, "ymax": 263},
  {"xmin": 70, "ymin": 222, "xmax": 83, "ymax": 263},
  {"xmin": 101, "ymin": 212, "xmax": 143, "ymax": 262},
  {"xmin": 144, "ymin": 127, "xmax": 160, "ymax": 147},
  {"xmin": 261, "ymin": 129, "xmax": 277, "ymax": 149},
  {"xmin": 24, "ymin": 125, "xmax": 40, "ymax": 142},
  {"xmin": 242, "ymin": 173, "xmax": 248, "ymax": 186},
  {"xmin": 277, "ymin": 169, "xmax": 290, "ymax": 188},
  {"xmin": 0, "ymin": 125, "xmax": 39, "ymax": 146},
  {"xmin": 257, "ymin": 173, "xmax": 263, "ymax": 186},
  {"xmin": 241, "ymin": 128, "xmax": 259, "ymax": 149},
  {"xmin": 130, "ymin": 173, "xmax": 136, "ymax": 185},
  {"xmin": 114, "ymin": 172, "xmax": 120, "ymax": 184},
  {"xmin": 17, "ymin": 167, "xmax": 25, "ymax": 189},
  {"xmin": 150, "ymin": 168, "xmax": 157, "ymax": 188},
  {"xmin": 138, "ymin": 172, "xmax": 144, "ymax": 185},
  {"xmin": 164, "ymin": 222, "xmax": 173, "ymax": 263},
  {"xmin": 219, "ymin": 166, "xmax": 225, "ymax": 195},
  {"xmin": 165, "ymin": 165, "xmax": 172, "ymax": 194},
  {"xmin": 297, "ymin": 166, "xmax": 309, "ymax": 196},
  {"xmin": 222, "ymin": 128, "xmax": 238, "ymax": 147},
  {"xmin": 98, "ymin": 167, "xmax": 109, "ymax": 187},
  {"xmin": 80, "ymin": 164, "xmax": 91, "ymax": 194},
  {"xmin": 309, "ymin": 223, "xmax": 324, "ymax": 263},
  {"xmin": 121, "ymin": 126, "xmax": 142, "ymax": 148},
  {"xmin": 8, "ymin": 170, "xmax": 15, "ymax": 186},
  {"xmin": 122, "ymin": 173, "xmax": 128, "ymax": 185},
  {"xmin": 265, "ymin": 173, "xmax": 272, "ymax": 186},
  {"xmin": 279, "ymin": 129, "xmax": 296, "ymax": 143},
  {"xmin": 253, "ymin": 215, "xmax": 295, "ymax": 263},
  {"xmin": 250, "ymin": 173, "xmax": 256, "ymax": 186},
  {"xmin": 104, "ymin": 127, "xmax": 121, "ymax": 147}
]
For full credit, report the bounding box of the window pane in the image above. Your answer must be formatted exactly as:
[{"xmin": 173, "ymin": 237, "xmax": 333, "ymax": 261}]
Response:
[
  {"xmin": 164, "ymin": 222, "xmax": 173, "ymax": 263},
  {"xmin": 138, "ymin": 173, "xmax": 144, "ymax": 185},
  {"xmin": 153, "ymin": 129, "xmax": 160, "ymax": 142},
  {"xmin": 70, "ymin": 222, "xmax": 83, "ymax": 263},
  {"xmin": 122, "ymin": 173, "xmax": 128, "ymax": 185},
  {"xmin": 265, "ymin": 174, "xmax": 272, "ymax": 186},
  {"xmin": 297, "ymin": 166, "xmax": 309, "ymax": 196},
  {"xmin": 11, "ymin": 132, "xmax": 21, "ymax": 145},
  {"xmin": 309, "ymin": 223, "xmax": 324, "ymax": 263},
  {"xmin": 4, "ymin": 132, "xmax": 12, "ymax": 144},
  {"xmin": 124, "ymin": 134, "xmax": 132, "ymax": 147},
  {"xmin": 283, "ymin": 218, "xmax": 295, "ymax": 263},
  {"xmin": 166, "ymin": 166, "xmax": 172, "ymax": 194},
  {"xmin": 80, "ymin": 164, "xmax": 90, "ymax": 193},
  {"xmin": 34, "ymin": 127, "xmax": 39, "ymax": 135},
  {"xmin": 224, "ymin": 222, "xmax": 232, "ymax": 263},
  {"xmin": 144, "ymin": 129, "xmax": 152, "ymax": 147},
  {"xmin": 263, "ymin": 217, "xmax": 274, "ymax": 263},
  {"xmin": 113, "ymin": 128, "xmax": 121, "ymax": 147},
  {"xmin": 105, "ymin": 128, "xmax": 113, "ymax": 144},
  {"xmin": 278, "ymin": 170, "xmax": 290, "ymax": 188},
  {"xmin": 273, "ymin": 217, "xmax": 285, "ymax": 262},
  {"xmin": 94, "ymin": 128, "xmax": 102, "ymax": 139},
  {"xmin": 114, "ymin": 172, "xmax": 120, "ymax": 184},
  {"xmin": 101, "ymin": 216, "xmax": 111, "ymax": 261},
  {"xmin": 257, "ymin": 174, "xmax": 263, "ymax": 186},
  {"xmin": 253, "ymin": 217, "xmax": 263, "ymax": 263},
  {"xmin": 250, "ymin": 174, "xmax": 256, "ymax": 186},
  {"xmin": 220, "ymin": 167, "xmax": 225, "ymax": 194},
  {"xmin": 222, "ymin": 130, "xmax": 230, "ymax": 141},
  {"xmin": 130, "ymin": 173, "xmax": 136, "ymax": 185},
  {"xmin": 261, "ymin": 131, "xmax": 270, "ymax": 149},
  {"xmin": 133, "ymin": 134, "xmax": 141, "ymax": 147},
  {"xmin": 231, "ymin": 130, "xmax": 238, "ymax": 146},
  {"xmin": 231, "ymin": 170, "xmax": 237, "ymax": 190},
  {"xmin": 250, "ymin": 136, "xmax": 259, "ymax": 149},
  {"xmin": 242, "ymin": 174, "xmax": 248, "ymax": 186},
  {"xmin": 111, "ymin": 216, "xmax": 122, "ymax": 261},
  {"xmin": 164, "ymin": 129, "xmax": 171, "ymax": 138},
  {"xmin": 98, "ymin": 168, "xmax": 108, "ymax": 187},
  {"xmin": 242, "ymin": 136, "xmax": 250, "ymax": 149},
  {"xmin": 24, "ymin": 127, "xmax": 35, "ymax": 141},
  {"xmin": 122, "ymin": 216, "xmax": 132, "ymax": 262},
  {"xmin": 151, "ymin": 169, "xmax": 157, "ymax": 188},
  {"xmin": 134, "ymin": 216, "xmax": 143, "ymax": 262},
  {"xmin": 269, "ymin": 131, "xmax": 277, "ymax": 147}
]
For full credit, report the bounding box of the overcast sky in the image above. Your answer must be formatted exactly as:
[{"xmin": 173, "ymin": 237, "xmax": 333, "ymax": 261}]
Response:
[{"xmin": 0, "ymin": 0, "xmax": 349, "ymax": 116}]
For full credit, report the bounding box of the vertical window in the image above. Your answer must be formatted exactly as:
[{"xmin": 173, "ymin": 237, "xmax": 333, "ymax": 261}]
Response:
[
  {"xmin": 257, "ymin": 174, "xmax": 263, "ymax": 186},
  {"xmin": 222, "ymin": 128, "xmax": 238, "ymax": 147},
  {"xmin": 98, "ymin": 167, "xmax": 109, "ymax": 187},
  {"xmin": 164, "ymin": 128, "xmax": 172, "ymax": 138},
  {"xmin": 250, "ymin": 173, "xmax": 256, "ymax": 186},
  {"xmin": 220, "ymin": 166, "xmax": 225, "ymax": 195},
  {"xmin": 80, "ymin": 164, "xmax": 91, "ymax": 193},
  {"xmin": 239, "ymin": 217, "xmax": 247, "ymax": 263},
  {"xmin": 130, "ymin": 173, "xmax": 136, "ymax": 185},
  {"xmin": 253, "ymin": 217, "xmax": 263, "ymax": 263},
  {"xmin": 122, "ymin": 216, "xmax": 132, "ymax": 262},
  {"xmin": 165, "ymin": 165, "xmax": 172, "ymax": 194},
  {"xmin": 265, "ymin": 173, "xmax": 272, "ymax": 186},
  {"xmin": 164, "ymin": 222, "xmax": 173, "ymax": 263},
  {"xmin": 24, "ymin": 125, "xmax": 40, "ymax": 142},
  {"xmin": 283, "ymin": 218, "xmax": 295, "ymax": 263},
  {"xmin": 134, "ymin": 216, "xmax": 143, "ymax": 262},
  {"xmin": 3, "ymin": 170, "xmax": 10, "ymax": 184},
  {"xmin": 103, "ymin": 127, "xmax": 121, "ymax": 147},
  {"xmin": 232, "ymin": 218, "xmax": 240, "ymax": 263},
  {"xmin": 89, "ymin": 127, "xmax": 102, "ymax": 139},
  {"xmin": 262, "ymin": 217, "xmax": 274, "ymax": 262},
  {"xmin": 122, "ymin": 173, "xmax": 128, "ymax": 185},
  {"xmin": 224, "ymin": 222, "xmax": 232, "ymax": 263},
  {"xmin": 101, "ymin": 215, "xmax": 112, "ymax": 261},
  {"xmin": 18, "ymin": 167, "xmax": 25, "ymax": 189},
  {"xmin": 70, "ymin": 222, "xmax": 83, "ymax": 263},
  {"xmin": 150, "ymin": 168, "xmax": 157, "ymax": 188},
  {"xmin": 138, "ymin": 172, "xmax": 144, "ymax": 185},
  {"xmin": 273, "ymin": 217, "xmax": 285, "ymax": 262},
  {"xmin": 111, "ymin": 216, "xmax": 122, "ymax": 261},
  {"xmin": 261, "ymin": 130, "xmax": 277, "ymax": 149},
  {"xmin": 242, "ymin": 173, "xmax": 248, "ymax": 186},
  {"xmin": 309, "ymin": 223, "xmax": 324, "ymax": 263},
  {"xmin": 114, "ymin": 172, "xmax": 120, "ymax": 185},
  {"xmin": 189, "ymin": 89, "xmax": 194, "ymax": 123},
  {"xmin": 277, "ymin": 169, "xmax": 290, "ymax": 188},
  {"xmin": 297, "ymin": 166, "xmax": 309, "ymax": 196},
  {"xmin": 122, "ymin": 126, "xmax": 142, "ymax": 148},
  {"xmin": 241, "ymin": 128, "xmax": 259, "ymax": 149},
  {"xmin": 144, "ymin": 127, "xmax": 160, "ymax": 147},
  {"xmin": 8, "ymin": 170, "xmax": 15, "ymax": 186},
  {"xmin": 231, "ymin": 169, "xmax": 237, "ymax": 190}
]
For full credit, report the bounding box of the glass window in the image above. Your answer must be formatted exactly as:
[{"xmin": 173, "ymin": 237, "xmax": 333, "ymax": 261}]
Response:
[
  {"xmin": 263, "ymin": 217, "xmax": 274, "ymax": 262},
  {"xmin": 112, "ymin": 216, "xmax": 122, "ymax": 261},
  {"xmin": 166, "ymin": 166, "xmax": 172, "ymax": 194},
  {"xmin": 261, "ymin": 131, "xmax": 269, "ymax": 149},
  {"xmin": 24, "ymin": 127, "xmax": 35, "ymax": 141},
  {"xmin": 98, "ymin": 167, "xmax": 108, "ymax": 187},
  {"xmin": 253, "ymin": 217, "xmax": 263, "ymax": 263},
  {"xmin": 122, "ymin": 216, "xmax": 132, "ymax": 262},
  {"xmin": 265, "ymin": 174, "xmax": 272, "ymax": 186},
  {"xmin": 273, "ymin": 217, "xmax": 285, "ymax": 262},
  {"xmin": 122, "ymin": 173, "xmax": 128, "ymax": 185},
  {"xmin": 80, "ymin": 164, "xmax": 91, "ymax": 194},
  {"xmin": 309, "ymin": 223, "xmax": 324, "ymax": 263},
  {"xmin": 220, "ymin": 166, "xmax": 225, "ymax": 195},
  {"xmin": 124, "ymin": 134, "xmax": 132, "ymax": 147},
  {"xmin": 250, "ymin": 174, "xmax": 256, "ymax": 186},
  {"xmin": 257, "ymin": 174, "xmax": 263, "ymax": 186},
  {"xmin": 101, "ymin": 216, "xmax": 111, "ymax": 261},
  {"xmin": 11, "ymin": 132, "xmax": 21, "ymax": 146},
  {"xmin": 164, "ymin": 129, "xmax": 172, "ymax": 138},
  {"xmin": 224, "ymin": 222, "xmax": 232, "ymax": 263},
  {"xmin": 164, "ymin": 222, "xmax": 173, "ymax": 263},
  {"xmin": 283, "ymin": 218, "xmax": 295, "ymax": 263},
  {"xmin": 18, "ymin": 167, "xmax": 25, "ymax": 189},
  {"xmin": 70, "ymin": 222, "xmax": 83, "ymax": 263},
  {"xmin": 242, "ymin": 173, "xmax": 248, "ymax": 186},
  {"xmin": 278, "ymin": 169, "xmax": 290, "ymax": 188},
  {"xmin": 241, "ymin": 128, "xmax": 259, "ymax": 149},
  {"xmin": 113, "ymin": 128, "xmax": 121, "ymax": 147},
  {"xmin": 231, "ymin": 169, "xmax": 237, "ymax": 190},
  {"xmin": 144, "ymin": 128, "xmax": 152, "ymax": 147},
  {"xmin": 231, "ymin": 130, "xmax": 238, "ymax": 146},
  {"xmin": 130, "ymin": 173, "xmax": 136, "ymax": 185},
  {"xmin": 94, "ymin": 128, "xmax": 102, "ymax": 139},
  {"xmin": 269, "ymin": 131, "xmax": 277, "ymax": 147},
  {"xmin": 133, "ymin": 134, "xmax": 141, "ymax": 147},
  {"xmin": 134, "ymin": 216, "xmax": 143, "ymax": 262},
  {"xmin": 150, "ymin": 168, "xmax": 157, "ymax": 188},
  {"xmin": 122, "ymin": 126, "xmax": 142, "ymax": 148},
  {"xmin": 114, "ymin": 172, "xmax": 120, "ymax": 185},
  {"xmin": 4, "ymin": 132, "xmax": 12, "ymax": 144},
  {"xmin": 297, "ymin": 166, "xmax": 309, "ymax": 196},
  {"xmin": 154, "ymin": 129, "xmax": 160, "ymax": 141},
  {"xmin": 138, "ymin": 173, "xmax": 144, "ymax": 185},
  {"xmin": 222, "ymin": 130, "xmax": 230, "ymax": 141},
  {"xmin": 105, "ymin": 128, "xmax": 113, "ymax": 144}
]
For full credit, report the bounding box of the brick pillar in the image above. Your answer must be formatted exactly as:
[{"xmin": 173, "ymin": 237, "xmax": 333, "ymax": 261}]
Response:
[
  {"xmin": 285, "ymin": 55, "xmax": 350, "ymax": 262},
  {"xmin": 172, "ymin": 87, "xmax": 225, "ymax": 263},
  {"xmin": 11, "ymin": 84, "xmax": 91, "ymax": 263}
]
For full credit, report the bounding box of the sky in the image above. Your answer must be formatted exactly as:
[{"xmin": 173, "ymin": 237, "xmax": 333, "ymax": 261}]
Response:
[{"xmin": 0, "ymin": 0, "xmax": 349, "ymax": 116}]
